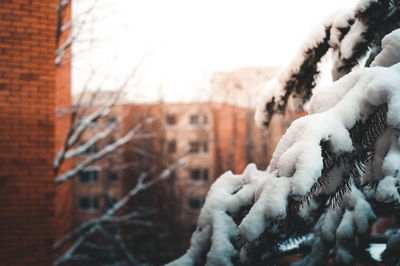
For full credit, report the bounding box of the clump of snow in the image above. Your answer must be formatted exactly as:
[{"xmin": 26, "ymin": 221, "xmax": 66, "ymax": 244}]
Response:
[
  {"xmin": 371, "ymin": 29, "xmax": 400, "ymax": 67},
  {"xmin": 308, "ymin": 70, "xmax": 361, "ymax": 114},
  {"xmin": 320, "ymin": 207, "xmax": 344, "ymax": 242},
  {"xmin": 254, "ymin": 77, "xmax": 283, "ymax": 126},
  {"xmin": 255, "ymin": 14, "xmax": 334, "ymax": 127},
  {"xmin": 336, "ymin": 210, "xmax": 354, "ymax": 240},
  {"xmin": 340, "ymin": 21, "xmax": 367, "ymax": 60},
  {"xmin": 376, "ymin": 176, "xmax": 400, "ymax": 203},
  {"xmin": 329, "ymin": 9, "xmax": 355, "ymax": 48},
  {"xmin": 239, "ymin": 176, "xmax": 290, "ymax": 241},
  {"xmin": 170, "ymin": 14, "xmax": 400, "ymax": 266}
]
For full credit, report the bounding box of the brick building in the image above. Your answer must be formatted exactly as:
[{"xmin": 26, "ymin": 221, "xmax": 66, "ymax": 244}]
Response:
[
  {"xmin": 67, "ymin": 67, "xmax": 301, "ymax": 262},
  {"xmin": 0, "ymin": 1, "xmax": 72, "ymax": 265}
]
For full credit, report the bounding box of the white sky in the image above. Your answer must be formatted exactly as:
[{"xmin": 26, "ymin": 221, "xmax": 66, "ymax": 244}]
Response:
[{"xmin": 72, "ymin": 0, "xmax": 359, "ymax": 103}]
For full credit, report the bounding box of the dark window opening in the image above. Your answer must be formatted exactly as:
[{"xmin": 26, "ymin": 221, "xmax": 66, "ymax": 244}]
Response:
[
  {"xmin": 189, "ymin": 141, "xmax": 208, "ymax": 154},
  {"xmin": 190, "ymin": 168, "xmax": 208, "ymax": 182},
  {"xmin": 108, "ymin": 171, "xmax": 118, "ymax": 184},
  {"xmin": 203, "ymin": 142, "xmax": 208, "ymax": 153},
  {"xmin": 203, "ymin": 169, "xmax": 209, "ymax": 181},
  {"xmin": 190, "ymin": 115, "xmax": 199, "ymax": 125},
  {"xmin": 79, "ymin": 170, "xmax": 98, "ymax": 183},
  {"xmin": 190, "ymin": 169, "xmax": 201, "ymax": 181},
  {"xmin": 166, "ymin": 115, "xmax": 176, "ymax": 125},
  {"xmin": 78, "ymin": 196, "xmax": 98, "ymax": 211},
  {"xmin": 189, "ymin": 141, "xmax": 199, "ymax": 153},
  {"xmin": 106, "ymin": 195, "xmax": 118, "ymax": 209},
  {"xmin": 168, "ymin": 140, "xmax": 176, "ymax": 153}
]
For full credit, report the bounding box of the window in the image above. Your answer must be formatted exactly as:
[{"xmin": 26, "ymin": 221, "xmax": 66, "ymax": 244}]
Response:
[
  {"xmin": 78, "ymin": 196, "xmax": 98, "ymax": 211},
  {"xmin": 189, "ymin": 114, "xmax": 207, "ymax": 126},
  {"xmin": 107, "ymin": 170, "xmax": 118, "ymax": 184},
  {"xmin": 190, "ymin": 169, "xmax": 201, "ymax": 181},
  {"xmin": 190, "ymin": 168, "xmax": 208, "ymax": 182},
  {"xmin": 79, "ymin": 170, "xmax": 98, "ymax": 183},
  {"xmin": 106, "ymin": 195, "xmax": 118, "ymax": 209},
  {"xmin": 189, "ymin": 141, "xmax": 199, "ymax": 153},
  {"xmin": 202, "ymin": 142, "xmax": 208, "ymax": 153},
  {"xmin": 168, "ymin": 140, "xmax": 176, "ymax": 153},
  {"xmin": 166, "ymin": 115, "xmax": 176, "ymax": 125},
  {"xmin": 188, "ymin": 197, "xmax": 205, "ymax": 210},
  {"xmin": 190, "ymin": 115, "xmax": 199, "ymax": 125},
  {"xmin": 189, "ymin": 141, "xmax": 208, "ymax": 154},
  {"xmin": 203, "ymin": 168, "xmax": 209, "ymax": 181}
]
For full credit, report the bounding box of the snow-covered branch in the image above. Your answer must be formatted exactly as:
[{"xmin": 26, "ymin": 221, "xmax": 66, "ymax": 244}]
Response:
[
  {"xmin": 64, "ymin": 120, "xmax": 119, "ymax": 159},
  {"xmin": 255, "ymin": 0, "xmax": 400, "ymax": 128},
  {"xmin": 55, "ymin": 0, "xmax": 99, "ymax": 65},
  {"xmin": 169, "ymin": 21, "xmax": 400, "ymax": 266},
  {"xmin": 55, "ymin": 123, "xmax": 143, "ymax": 184},
  {"xmin": 54, "ymin": 158, "xmax": 186, "ymax": 265},
  {"xmin": 54, "ymin": 60, "xmax": 146, "ymax": 174}
]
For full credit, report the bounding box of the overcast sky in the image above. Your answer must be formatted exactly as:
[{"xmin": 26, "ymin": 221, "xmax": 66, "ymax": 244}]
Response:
[{"xmin": 72, "ymin": 0, "xmax": 359, "ymax": 102}]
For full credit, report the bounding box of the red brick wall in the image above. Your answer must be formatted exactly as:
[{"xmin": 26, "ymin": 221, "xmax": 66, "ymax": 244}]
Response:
[
  {"xmin": 0, "ymin": 1, "xmax": 58, "ymax": 265},
  {"xmin": 212, "ymin": 103, "xmax": 250, "ymax": 175},
  {"xmin": 54, "ymin": 0, "xmax": 73, "ymax": 244}
]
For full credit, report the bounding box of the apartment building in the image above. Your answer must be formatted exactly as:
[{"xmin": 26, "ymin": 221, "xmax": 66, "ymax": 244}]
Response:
[{"xmin": 68, "ymin": 66, "xmax": 301, "ymax": 259}]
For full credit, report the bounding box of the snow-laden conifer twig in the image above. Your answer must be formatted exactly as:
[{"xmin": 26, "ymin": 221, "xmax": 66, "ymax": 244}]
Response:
[
  {"xmin": 54, "ymin": 158, "xmax": 187, "ymax": 265},
  {"xmin": 169, "ymin": 27, "xmax": 400, "ymax": 266},
  {"xmin": 255, "ymin": 0, "xmax": 400, "ymax": 128}
]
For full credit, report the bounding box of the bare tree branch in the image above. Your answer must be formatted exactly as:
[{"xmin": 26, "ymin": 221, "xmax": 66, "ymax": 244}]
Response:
[
  {"xmin": 54, "ymin": 159, "xmax": 186, "ymax": 265},
  {"xmin": 64, "ymin": 119, "xmax": 119, "ymax": 159},
  {"xmin": 55, "ymin": 123, "xmax": 144, "ymax": 184}
]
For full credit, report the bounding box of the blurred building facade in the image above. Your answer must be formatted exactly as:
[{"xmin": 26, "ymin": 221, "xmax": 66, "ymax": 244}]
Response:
[{"xmin": 68, "ymin": 66, "xmax": 301, "ymax": 260}]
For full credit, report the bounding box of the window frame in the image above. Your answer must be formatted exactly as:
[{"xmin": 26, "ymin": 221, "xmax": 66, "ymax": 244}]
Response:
[
  {"xmin": 78, "ymin": 196, "xmax": 99, "ymax": 212},
  {"xmin": 79, "ymin": 169, "xmax": 99, "ymax": 184}
]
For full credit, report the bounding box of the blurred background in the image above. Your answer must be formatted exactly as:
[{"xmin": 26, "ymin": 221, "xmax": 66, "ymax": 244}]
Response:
[{"xmin": 0, "ymin": 0, "xmax": 357, "ymax": 265}]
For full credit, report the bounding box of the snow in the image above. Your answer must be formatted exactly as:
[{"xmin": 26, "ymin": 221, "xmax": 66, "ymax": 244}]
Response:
[
  {"xmin": 336, "ymin": 210, "xmax": 354, "ymax": 240},
  {"xmin": 371, "ymin": 29, "xmax": 400, "ymax": 67},
  {"xmin": 308, "ymin": 70, "xmax": 361, "ymax": 114},
  {"xmin": 320, "ymin": 207, "xmax": 344, "ymax": 242},
  {"xmin": 376, "ymin": 176, "xmax": 400, "ymax": 203},
  {"xmin": 339, "ymin": 20, "xmax": 367, "ymax": 60},
  {"xmin": 255, "ymin": 14, "xmax": 334, "ymax": 127},
  {"xmin": 353, "ymin": 198, "xmax": 376, "ymax": 233},
  {"xmin": 328, "ymin": 9, "xmax": 354, "ymax": 48},
  {"xmin": 170, "ymin": 9, "xmax": 400, "ymax": 266},
  {"xmin": 368, "ymin": 243, "xmax": 386, "ymax": 261},
  {"xmin": 239, "ymin": 176, "xmax": 290, "ymax": 241}
]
